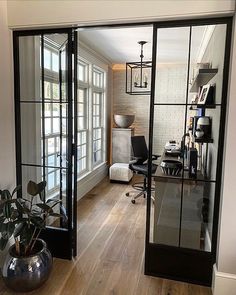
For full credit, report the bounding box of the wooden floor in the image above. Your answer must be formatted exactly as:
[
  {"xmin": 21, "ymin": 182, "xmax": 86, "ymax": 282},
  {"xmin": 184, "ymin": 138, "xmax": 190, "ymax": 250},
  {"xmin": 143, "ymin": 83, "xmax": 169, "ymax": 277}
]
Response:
[{"xmin": 0, "ymin": 177, "xmax": 212, "ymax": 295}]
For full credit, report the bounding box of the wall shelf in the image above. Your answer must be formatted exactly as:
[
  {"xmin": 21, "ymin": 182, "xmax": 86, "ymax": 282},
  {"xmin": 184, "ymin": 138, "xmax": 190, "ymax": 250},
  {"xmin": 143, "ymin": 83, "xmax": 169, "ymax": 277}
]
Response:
[
  {"xmin": 189, "ymin": 104, "xmax": 216, "ymax": 110},
  {"xmin": 189, "ymin": 68, "xmax": 218, "ymax": 93},
  {"xmin": 193, "ymin": 137, "xmax": 213, "ymax": 143}
]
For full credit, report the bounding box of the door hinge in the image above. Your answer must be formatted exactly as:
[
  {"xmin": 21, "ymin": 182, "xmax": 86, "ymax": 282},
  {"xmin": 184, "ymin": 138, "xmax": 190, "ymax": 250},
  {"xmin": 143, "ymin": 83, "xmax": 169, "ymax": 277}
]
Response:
[
  {"xmin": 71, "ymin": 40, "xmax": 75, "ymax": 55},
  {"xmin": 72, "ymin": 143, "xmax": 76, "ymax": 156}
]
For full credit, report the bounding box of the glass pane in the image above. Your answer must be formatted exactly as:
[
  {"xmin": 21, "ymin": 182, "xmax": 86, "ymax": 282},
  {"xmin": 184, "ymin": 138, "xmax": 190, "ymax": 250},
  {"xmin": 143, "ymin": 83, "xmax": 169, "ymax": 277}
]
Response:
[
  {"xmin": 93, "ymin": 70, "xmax": 102, "ymax": 87},
  {"xmin": 19, "ymin": 35, "xmax": 41, "ymax": 101},
  {"xmin": 94, "ymin": 139, "xmax": 101, "ymax": 151},
  {"xmin": 52, "ymin": 103, "xmax": 60, "ymax": 117},
  {"xmin": 44, "ymin": 33, "xmax": 68, "ymax": 102},
  {"xmin": 82, "ymin": 158, "xmax": 86, "ymax": 170},
  {"xmin": 94, "ymin": 150, "xmax": 101, "ymax": 164},
  {"xmin": 47, "ymin": 137, "xmax": 55, "ymax": 154},
  {"xmin": 151, "ymin": 179, "xmax": 182, "ymax": 246},
  {"xmin": 44, "ymin": 48, "xmax": 51, "ymax": 70},
  {"xmin": 21, "ymin": 103, "xmax": 43, "ymax": 165},
  {"xmin": 181, "ymin": 181, "xmax": 215, "ymax": 252},
  {"xmin": 61, "ymin": 136, "xmax": 68, "ymax": 167},
  {"xmin": 81, "ymin": 144, "xmax": 86, "ymax": 157},
  {"xmin": 45, "ymin": 102, "xmax": 52, "ymax": 117},
  {"xmin": 188, "ymin": 24, "xmax": 227, "ymax": 104},
  {"xmin": 93, "ymin": 105, "xmax": 99, "ymax": 116},
  {"xmin": 93, "ymin": 92, "xmax": 100, "ymax": 104},
  {"xmin": 53, "ymin": 118, "xmax": 60, "ymax": 133},
  {"xmin": 44, "ymin": 81, "xmax": 51, "ymax": 99},
  {"xmin": 21, "ymin": 165, "xmax": 44, "ymax": 200},
  {"xmin": 47, "ymin": 172, "xmax": 55, "ymax": 190},
  {"xmin": 52, "ymin": 52, "xmax": 59, "ymax": 72},
  {"xmin": 78, "ymin": 103, "xmax": 84, "ymax": 116},
  {"xmin": 47, "ymin": 154, "xmax": 55, "ymax": 167},
  {"xmin": 82, "ymin": 131, "xmax": 86, "ymax": 144},
  {"xmin": 21, "ymin": 165, "xmax": 67, "ymax": 229},
  {"xmin": 45, "ymin": 118, "xmax": 51, "ymax": 135},
  {"xmin": 21, "ymin": 103, "xmax": 67, "ymax": 168},
  {"xmin": 78, "ymin": 89, "xmax": 85, "ymax": 103},
  {"xmin": 45, "ymin": 167, "xmax": 68, "ymax": 229},
  {"xmin": 62, "ymin": 117, "xmax": 67, "ymax": 134},
  {"xmin": 52, "ymin": 83, "xmax": 59, "ymax": 100},
  {"xmin": 93, "ymin": 128, "xmax": 101, "ymax": 140},
  {"xmin": 78, "ymin": 117, "xmax": 84, "ymax": 130},
  {"xmin": 93, "ymin": 117, "xmax": 100, "ymax": 128},
  {"xmin": 155, "ymin": 27, "xmax": 190, "ymax": 104},
  {"xmin": 153, "ymin": 105, "xmax": 185, "ymax": 157},
  {"xmin": 185, "ymin": 106, "xmax": 220, "ymax": 181},
  {"xmin": 78, "ymin": 63, "xmax": 87, "ymax": 82}
]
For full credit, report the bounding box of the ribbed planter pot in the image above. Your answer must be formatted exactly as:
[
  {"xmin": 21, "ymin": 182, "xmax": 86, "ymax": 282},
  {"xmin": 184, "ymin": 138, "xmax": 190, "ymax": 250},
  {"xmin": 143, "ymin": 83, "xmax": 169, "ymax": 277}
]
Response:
[{"xmin": 2, "ymin": 239, "xmax": 52, "ymax": 292}]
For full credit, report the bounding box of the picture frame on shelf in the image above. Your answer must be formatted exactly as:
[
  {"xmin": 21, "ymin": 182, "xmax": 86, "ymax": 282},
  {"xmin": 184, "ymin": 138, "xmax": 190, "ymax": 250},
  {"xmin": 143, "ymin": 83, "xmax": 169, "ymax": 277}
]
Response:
[
  {"xmin": 191, "ymin": 94, "xmax": 198, "ymax": 104},
  {"xmin": 198, "ymin": 84, "xmax": 211, "ymax": 105}
]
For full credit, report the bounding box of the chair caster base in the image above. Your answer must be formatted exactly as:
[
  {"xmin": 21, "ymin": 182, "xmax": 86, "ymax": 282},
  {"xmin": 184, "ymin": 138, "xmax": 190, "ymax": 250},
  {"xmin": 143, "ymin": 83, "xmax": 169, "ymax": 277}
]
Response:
[{"xmin": 131, "ymin": 199, "xmax": 136, "ymax": 204}]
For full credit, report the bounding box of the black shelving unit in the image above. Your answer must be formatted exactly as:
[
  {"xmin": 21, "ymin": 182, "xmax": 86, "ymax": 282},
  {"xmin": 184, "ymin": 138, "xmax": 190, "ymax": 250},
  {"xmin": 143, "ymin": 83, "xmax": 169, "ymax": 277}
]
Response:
[{"xmin": 193, "ymin": 137, "xmax": 213, "ymax": 144}]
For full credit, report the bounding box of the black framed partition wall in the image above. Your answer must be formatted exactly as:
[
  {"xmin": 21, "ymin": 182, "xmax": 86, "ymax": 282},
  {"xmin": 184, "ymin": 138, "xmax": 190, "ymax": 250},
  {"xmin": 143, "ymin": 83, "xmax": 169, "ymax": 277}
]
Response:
[
  {"xmin": 12, "ymin": 17, "xmax": 232, "ymax": 278},
  {"xmin": 146, "ymin": 17, "xmax": 232, "ymax": 286},
  {"xmin": 13, "ymin": 28, "xmax": 78, "ymax": 259}
]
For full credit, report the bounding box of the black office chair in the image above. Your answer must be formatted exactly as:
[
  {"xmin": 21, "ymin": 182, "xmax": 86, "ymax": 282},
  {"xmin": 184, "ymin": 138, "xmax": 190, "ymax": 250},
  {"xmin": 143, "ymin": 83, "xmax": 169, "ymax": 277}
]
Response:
[{"xmin": 126, "ymin": 136, "xmax": 160, "ymax": 204}]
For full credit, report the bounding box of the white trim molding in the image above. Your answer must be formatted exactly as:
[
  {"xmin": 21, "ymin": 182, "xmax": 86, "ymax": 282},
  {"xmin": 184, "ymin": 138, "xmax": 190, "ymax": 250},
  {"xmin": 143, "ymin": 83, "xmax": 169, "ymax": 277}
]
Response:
[
  {"xmin": 212, "ymin": 264, "xmax": 236, "ymax": 295},
  {"xmin": 197, "ymin": 25, "xmax": 216, "ymax": 63},
  {"xmin": 76, "ymin": 163, "xmax": 108, "ymax": 201}
]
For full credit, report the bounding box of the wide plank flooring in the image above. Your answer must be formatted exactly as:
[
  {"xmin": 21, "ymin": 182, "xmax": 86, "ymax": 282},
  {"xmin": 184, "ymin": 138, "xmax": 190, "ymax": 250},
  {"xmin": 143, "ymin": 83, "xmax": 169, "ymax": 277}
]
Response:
[{"xmin": 0, "ymin": 177, "xmax": 212, "ymax": 295}]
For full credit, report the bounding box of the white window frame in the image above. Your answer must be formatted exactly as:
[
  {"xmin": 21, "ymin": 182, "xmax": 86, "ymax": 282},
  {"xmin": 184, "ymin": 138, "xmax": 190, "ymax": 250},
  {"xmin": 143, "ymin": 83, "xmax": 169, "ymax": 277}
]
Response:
[
  {"xmin": 41, "ymin": 39, "xmax": 61, "ymax": 196},
  {"xmin": 77, "ymin": 58, "xmax": 107, "ymax": 179}
]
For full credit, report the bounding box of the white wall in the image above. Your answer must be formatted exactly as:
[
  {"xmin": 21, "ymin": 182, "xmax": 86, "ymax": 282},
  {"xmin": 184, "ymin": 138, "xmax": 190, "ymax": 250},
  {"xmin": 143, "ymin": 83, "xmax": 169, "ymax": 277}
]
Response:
[
  {"xmin": 76, "ymin": 42, "xmax": 111, "ymax": 200},
  {"xmin": 1, "ymin": 0, "xmax": 236, "ymax": 293},
  {"xmin": 212, "ymin": 17, "xmax": 236, "ymax": 295},
  {"xmin": 0, "ymin": 0, "xmax": 15, "ymax": 269},
  {"xmin": 0, "ymin": 0, "xmax": 15, "ymax": 189},
  {"xmin": 6, "ymin": 1, "xmax": 235, "ymax": 28}
]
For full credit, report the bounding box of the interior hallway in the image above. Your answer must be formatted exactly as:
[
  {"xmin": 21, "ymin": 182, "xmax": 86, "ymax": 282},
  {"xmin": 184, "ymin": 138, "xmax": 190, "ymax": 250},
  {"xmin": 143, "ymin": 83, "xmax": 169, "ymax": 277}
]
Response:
[{"xmin": 0, "ymin": 177, "xmax": 212, "ymax": 295}]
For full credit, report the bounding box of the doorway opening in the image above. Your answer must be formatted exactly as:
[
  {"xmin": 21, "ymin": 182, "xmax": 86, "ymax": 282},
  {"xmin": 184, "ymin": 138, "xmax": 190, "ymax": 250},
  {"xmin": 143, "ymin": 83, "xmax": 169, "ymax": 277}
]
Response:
[{"xmin": 13, "ymin": 16, "xmax": 232, "ymax": 286}]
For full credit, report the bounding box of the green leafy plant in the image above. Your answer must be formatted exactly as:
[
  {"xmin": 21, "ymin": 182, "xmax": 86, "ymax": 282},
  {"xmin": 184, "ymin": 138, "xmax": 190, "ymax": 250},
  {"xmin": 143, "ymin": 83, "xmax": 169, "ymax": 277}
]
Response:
[{"xmin": 0, "ymin": 180, "xmax": 63, "ymax": 256}]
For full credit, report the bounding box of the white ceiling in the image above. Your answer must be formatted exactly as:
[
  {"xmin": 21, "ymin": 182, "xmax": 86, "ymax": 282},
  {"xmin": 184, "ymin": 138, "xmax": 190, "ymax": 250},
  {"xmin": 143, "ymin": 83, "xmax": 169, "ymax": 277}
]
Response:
[{"xmin": 78, "ymin": 25, "xmax": 207, "ymax": 64}]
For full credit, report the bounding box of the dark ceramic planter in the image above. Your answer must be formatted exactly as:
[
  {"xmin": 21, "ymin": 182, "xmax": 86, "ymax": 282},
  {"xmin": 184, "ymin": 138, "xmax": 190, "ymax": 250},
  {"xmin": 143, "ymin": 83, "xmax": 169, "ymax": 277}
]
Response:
[{"xmin": 2, "ymin": 239, "xmax": 52, "ymax": 292}]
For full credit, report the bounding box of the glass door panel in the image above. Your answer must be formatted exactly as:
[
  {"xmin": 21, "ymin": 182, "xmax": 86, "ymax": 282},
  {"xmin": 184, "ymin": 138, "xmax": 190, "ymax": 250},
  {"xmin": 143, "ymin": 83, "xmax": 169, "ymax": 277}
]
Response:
[
  {"xmin": 146, "ymin": 19, "xmax": 231, "ymax": 285},
  {"xmin": 14, "ymin": 29, "xmax": 77, "ymax": 259},
  {"xmin": 154, "ymin": 27, "xmax": 190, "ymax": 104}
]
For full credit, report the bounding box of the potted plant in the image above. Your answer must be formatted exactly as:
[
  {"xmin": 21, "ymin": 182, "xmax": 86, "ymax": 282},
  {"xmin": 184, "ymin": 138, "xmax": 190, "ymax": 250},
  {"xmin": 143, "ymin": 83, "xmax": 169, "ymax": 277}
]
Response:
[{"xmin": 0, "ymin": 180, "xmax": 63, "ymax": 292}]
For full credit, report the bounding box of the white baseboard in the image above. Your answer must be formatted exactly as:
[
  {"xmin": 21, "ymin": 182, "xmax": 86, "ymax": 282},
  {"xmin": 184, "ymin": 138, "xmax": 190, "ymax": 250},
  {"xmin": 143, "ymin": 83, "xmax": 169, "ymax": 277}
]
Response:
[
  {"xmin": 212, "ymin": 264, "xmax": 236, "ymax": 295},
  {"xmin": 76, "ymin": 163, "xmax": 108, "ymax": 200}
]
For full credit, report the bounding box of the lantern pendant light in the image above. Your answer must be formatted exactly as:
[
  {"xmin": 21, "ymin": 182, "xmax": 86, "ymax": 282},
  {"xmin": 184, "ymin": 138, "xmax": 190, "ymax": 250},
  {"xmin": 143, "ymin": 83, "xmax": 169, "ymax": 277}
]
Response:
[{"xmin": 126, "ymin": 41, "xmax": 152, "ymax": 95}]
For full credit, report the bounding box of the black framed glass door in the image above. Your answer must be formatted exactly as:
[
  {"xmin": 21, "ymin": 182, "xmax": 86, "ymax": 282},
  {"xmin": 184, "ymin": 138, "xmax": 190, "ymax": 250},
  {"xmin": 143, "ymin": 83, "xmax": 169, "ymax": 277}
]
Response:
[
  {"xmin": 13, "ymin": 28, "xmax": 78, "ymax": 259},
  {"xmin": 146, "ymin": 17, "xmax": 232, "ymax": 285}
]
